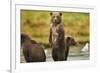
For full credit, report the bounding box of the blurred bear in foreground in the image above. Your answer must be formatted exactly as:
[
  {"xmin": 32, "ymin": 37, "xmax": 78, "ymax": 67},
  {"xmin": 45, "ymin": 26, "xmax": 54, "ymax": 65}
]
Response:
[{"xmin": 21, "ymin": 33, "xmax": 46, "ymax": 62}]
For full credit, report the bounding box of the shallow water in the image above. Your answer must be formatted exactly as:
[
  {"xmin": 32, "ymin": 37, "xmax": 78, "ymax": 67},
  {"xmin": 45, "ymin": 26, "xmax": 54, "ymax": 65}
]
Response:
[
  {"xmin": 45, "ymin": 49, "xmax": 89, "ymax": 62},
  {"xmin": 20, "ymin": 48, "xmax": 89, "ymax": 63},
  {"xmin": 46, "ymin": 54, "xmax": 89, "ymax": 61}
]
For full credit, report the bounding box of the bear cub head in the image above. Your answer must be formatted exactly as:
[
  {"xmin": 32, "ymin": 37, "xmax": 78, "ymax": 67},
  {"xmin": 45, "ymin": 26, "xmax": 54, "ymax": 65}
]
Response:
[{"xmin": 50, "ymin": 12, "xmax": 62, "ymax": 25}]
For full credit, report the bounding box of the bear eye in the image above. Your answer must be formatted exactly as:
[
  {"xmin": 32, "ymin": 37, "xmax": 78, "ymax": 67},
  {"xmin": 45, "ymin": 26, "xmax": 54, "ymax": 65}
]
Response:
[{"xmin": 57, "ymin": 16, "xmax": 61, "ymax": 19}]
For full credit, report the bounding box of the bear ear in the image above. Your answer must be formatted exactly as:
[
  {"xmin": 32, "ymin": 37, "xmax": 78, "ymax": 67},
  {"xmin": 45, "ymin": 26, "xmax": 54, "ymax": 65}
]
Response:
[
  {"xmin": 59, "ymin": 12, "xmax": 62, "ymax": 16},
  {"xmin": 66, "ymin": 36, "xmax": 71, "ymax": 40},
  {"xmin": 50, "ymin": 12, "xmax": 53, "ymax": 16}
]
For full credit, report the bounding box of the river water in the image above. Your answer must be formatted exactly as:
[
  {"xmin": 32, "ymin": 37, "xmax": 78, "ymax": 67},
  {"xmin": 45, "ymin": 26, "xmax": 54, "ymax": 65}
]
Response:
[
  {"xmin": 45, "ymin": 49, "xmax": 89, "ymax": 62},
  {"xmin": 20, "ymin": 47, "xmax": 89, "ymax": 63}
]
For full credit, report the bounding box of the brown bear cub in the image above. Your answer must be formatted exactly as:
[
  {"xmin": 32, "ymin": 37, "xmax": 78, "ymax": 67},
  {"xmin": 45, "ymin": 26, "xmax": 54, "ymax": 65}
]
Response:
[
  {"xmin": 65, "ymin": 36, "xmax": 76, "ymax": 60},
  {"xmin": 21, "ymin": 33, "xmax": 46, "ymax": 62},
  {"xmin": 49, "ymin": 12, "xmax": 66, "ymax": 61}
]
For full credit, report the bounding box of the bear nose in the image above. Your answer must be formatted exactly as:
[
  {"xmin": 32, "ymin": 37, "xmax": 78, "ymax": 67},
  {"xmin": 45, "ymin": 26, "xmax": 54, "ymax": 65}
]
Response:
[{"xmin": 54, "ymin": 17, "xmax": 57, "ymax": 21}]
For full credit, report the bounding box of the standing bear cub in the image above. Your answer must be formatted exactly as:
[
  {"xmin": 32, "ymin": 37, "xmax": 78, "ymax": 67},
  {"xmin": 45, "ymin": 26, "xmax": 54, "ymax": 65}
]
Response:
[{"xmin": 49, "ymin": 12, "xmax": 66, "ymax": 61}]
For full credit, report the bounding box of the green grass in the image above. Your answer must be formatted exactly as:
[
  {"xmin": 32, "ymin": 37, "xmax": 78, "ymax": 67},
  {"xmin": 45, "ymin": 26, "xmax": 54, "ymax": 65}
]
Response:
[{"xmin": 21, "ymin": 10, "xmax": 89, "ymax": 47}]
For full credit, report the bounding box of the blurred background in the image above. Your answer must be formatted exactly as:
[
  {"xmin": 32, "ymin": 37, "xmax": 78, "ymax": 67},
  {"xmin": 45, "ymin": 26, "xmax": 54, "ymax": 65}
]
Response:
[{"xmin": 20, "ymin": 10, "xmax": 90, "ymax": 63}]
